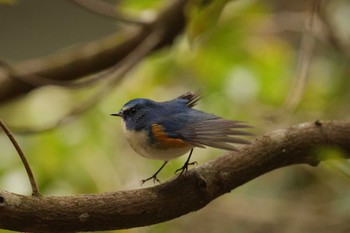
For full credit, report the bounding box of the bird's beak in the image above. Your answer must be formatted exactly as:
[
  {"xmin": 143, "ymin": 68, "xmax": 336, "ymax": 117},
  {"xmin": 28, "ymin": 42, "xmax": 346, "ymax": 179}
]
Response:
[{"xmin": 111, "ymin": 111, "xmax": 123, "ymax": 117}]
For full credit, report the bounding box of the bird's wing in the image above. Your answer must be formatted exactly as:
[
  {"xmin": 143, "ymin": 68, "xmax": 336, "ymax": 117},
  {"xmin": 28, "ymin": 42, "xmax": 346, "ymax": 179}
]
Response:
[
  {"xmin": 151, "ymin": 111, "xmax": 252, "ymax": 151},
  {"xmin": 150, "ymin": 123, "xmax": 192, "ymax": 149}
]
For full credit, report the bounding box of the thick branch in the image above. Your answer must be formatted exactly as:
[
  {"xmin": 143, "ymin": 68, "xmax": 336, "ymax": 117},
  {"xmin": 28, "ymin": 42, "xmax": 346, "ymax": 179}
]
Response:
[
  {"xmin": 0, "ymin": 120, "xmax": 349, "ymax": 232},
  {"xmin": 0, "ymin": 0, "xmax": 186, "ymax": 103}
]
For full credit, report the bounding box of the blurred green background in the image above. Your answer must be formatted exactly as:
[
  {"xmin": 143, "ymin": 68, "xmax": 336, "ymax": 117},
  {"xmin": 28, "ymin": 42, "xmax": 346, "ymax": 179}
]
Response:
[{"xmin": 1, "ymin": 0, "xmax": 350, "ymax": 232}]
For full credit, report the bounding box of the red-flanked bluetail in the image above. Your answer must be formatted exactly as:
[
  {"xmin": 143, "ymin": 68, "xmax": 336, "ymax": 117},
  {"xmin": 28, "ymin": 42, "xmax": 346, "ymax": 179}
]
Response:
[{"xmin": 111, "ymin": 91, "xmax": 252, "ymax": 184}]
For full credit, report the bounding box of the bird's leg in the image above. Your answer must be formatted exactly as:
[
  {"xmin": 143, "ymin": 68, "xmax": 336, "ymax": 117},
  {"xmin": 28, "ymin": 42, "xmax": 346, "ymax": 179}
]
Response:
[
  {"xmin": 141, "ymin": 161, "xmax": 168, "ymax": 185},
  {"xmin": 175, "ymin": 149, "xmax": 197, "ymax": 175}
]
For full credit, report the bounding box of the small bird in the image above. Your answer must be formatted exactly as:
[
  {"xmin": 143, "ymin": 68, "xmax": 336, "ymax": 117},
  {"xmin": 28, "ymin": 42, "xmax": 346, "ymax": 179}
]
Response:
[{"xmin": 111, "ymin": 91, "xmax": 252, "ymax": 184}]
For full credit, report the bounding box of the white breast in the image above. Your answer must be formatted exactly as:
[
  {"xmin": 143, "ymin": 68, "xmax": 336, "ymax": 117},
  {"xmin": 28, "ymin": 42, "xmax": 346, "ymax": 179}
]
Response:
[{"xmin": 122, "ymin": 123, "xmax": 192, "ymax": 161}]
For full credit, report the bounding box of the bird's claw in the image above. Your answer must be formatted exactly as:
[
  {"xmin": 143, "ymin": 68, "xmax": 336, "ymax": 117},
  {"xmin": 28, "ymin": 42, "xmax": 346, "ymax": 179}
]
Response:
[
  {"xmin": 140, "ymin": 175, "xmax": 161, "ymax": 185},
  {"xmin": 175, "ymin": 161, "xmax": 197, "ymax": 175}
]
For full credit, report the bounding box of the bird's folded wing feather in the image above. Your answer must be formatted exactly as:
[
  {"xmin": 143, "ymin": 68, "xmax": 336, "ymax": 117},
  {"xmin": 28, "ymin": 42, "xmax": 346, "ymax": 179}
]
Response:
[{"xmin": 153, "ymin": 112, "xmax": 252, "ymax": 151}]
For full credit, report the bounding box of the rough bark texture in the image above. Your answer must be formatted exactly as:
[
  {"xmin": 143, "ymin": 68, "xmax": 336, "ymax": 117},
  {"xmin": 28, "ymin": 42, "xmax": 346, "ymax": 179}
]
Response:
[{"xmin": 0, "ymin": 120, "xmax": 349, "ymax": 232}]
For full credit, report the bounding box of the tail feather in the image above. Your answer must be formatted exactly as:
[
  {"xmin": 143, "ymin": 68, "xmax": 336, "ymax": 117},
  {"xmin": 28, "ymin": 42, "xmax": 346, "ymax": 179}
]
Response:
[
  {"xmin": 179, "ymin": 116, "xmax": 253, "ymax": 151},
  {"xmin": 177, "ymin": 91, "xmax": 202, "ymax": 108}
]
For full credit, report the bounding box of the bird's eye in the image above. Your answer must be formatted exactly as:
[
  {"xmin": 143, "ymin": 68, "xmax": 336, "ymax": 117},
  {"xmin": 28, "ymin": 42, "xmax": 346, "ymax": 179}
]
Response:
[{"xmin": 126, "ymin": 107, "xmax": 137, "ymax": 115}]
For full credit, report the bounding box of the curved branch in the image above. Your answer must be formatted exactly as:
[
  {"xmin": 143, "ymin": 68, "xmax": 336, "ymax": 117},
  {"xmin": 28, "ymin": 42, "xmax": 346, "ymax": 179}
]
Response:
[
  {"xmin": 0, "ymin": 120, "xmax": 349, "ymax": 232},
  {"xmin": 0, "ymin": 119, "xmax": 41, "ymax": 196},
  {"xmin": 0, "ymin": 0, "xmax": 187, "ymax": 103}
]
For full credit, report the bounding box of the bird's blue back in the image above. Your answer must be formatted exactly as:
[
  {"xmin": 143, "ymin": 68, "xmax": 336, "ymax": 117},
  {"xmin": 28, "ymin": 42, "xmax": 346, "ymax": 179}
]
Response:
[{"xmin": 121, "ymin": 97, "xmax": 195, "ymax": 131}]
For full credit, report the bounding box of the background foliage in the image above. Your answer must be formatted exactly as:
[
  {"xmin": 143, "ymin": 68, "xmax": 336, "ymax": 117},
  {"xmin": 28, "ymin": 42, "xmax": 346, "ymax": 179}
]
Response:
[{"xmin": 1, "ymin": 0, "xmax": 350, "ymax": 232}]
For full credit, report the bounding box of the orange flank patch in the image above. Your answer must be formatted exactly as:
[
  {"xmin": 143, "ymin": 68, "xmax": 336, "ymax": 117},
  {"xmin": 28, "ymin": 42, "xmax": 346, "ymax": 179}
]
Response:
[{"xmin": 151, "ymin": 124, "xmax": 189, "ymax": 148}]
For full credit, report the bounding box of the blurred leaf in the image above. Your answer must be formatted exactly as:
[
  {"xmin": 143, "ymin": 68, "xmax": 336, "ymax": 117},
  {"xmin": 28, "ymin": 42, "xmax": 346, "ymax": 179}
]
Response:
[
  {"xmin": 186, "ymin": 0, "xmax": 229, "ymax": 44},
  {"xmin": 0, "ymin": 0, "xmax": 17, "ymax": 5},
  {"xmin": 118, "ymin": 0, "xmax": 162, "ymax": 12}
]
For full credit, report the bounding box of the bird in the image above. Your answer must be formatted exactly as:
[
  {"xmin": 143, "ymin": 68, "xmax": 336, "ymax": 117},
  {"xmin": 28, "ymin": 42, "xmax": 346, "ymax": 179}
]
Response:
[{"xmin": 111, "ymin": 91, "xmax": 252, "ymax": 184}]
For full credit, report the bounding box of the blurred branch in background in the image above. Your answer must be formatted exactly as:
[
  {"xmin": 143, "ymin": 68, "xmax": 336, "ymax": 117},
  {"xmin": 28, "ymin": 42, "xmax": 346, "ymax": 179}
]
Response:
[
  {"xmin": 70, "ymin": 0, "xmax": 153, "ymax": 25},
  {"xmin": 317, "ymin": 1, "xmax": 350, "ymax": 59},
  {"xmin": 0, "ymin": 0, "xmax": 186, "ymax": 103},
  {"xmin": 283, "ymin": 0, "xmax": 319, "ymax": 112}
]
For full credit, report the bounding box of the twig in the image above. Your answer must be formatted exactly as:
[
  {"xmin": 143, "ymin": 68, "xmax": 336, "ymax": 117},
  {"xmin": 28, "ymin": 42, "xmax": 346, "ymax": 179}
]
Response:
[
  {"xmin": 0, "ymin": 119, "xmax": 41, "ymax": 197},
  {"xmin": 283, "ymin": 0, "xmax": 320, "ymax": 112},
  {"xmin": 70, "ymin": 0, "xmax": 152, "ymax": 26}
]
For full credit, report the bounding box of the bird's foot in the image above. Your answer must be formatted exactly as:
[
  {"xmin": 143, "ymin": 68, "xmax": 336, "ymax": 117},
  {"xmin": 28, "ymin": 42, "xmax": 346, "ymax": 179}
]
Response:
[
  {"xmin": 140, "ymin": 161, "xmax": 168, "ymax": 185},
  {"xmin": 140, "ymin": 174, "xmax": 161, "ymax": 185},
  {"xmin": 175, "ymin": 161, "xmax": 198, "ymax": 175}
]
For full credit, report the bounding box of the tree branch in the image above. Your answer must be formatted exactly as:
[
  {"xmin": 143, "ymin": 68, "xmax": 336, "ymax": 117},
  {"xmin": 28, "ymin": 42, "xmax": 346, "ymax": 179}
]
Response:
[{"xmin": 0, "ymin": 120, "xmax": 349, "ymax": 232}]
